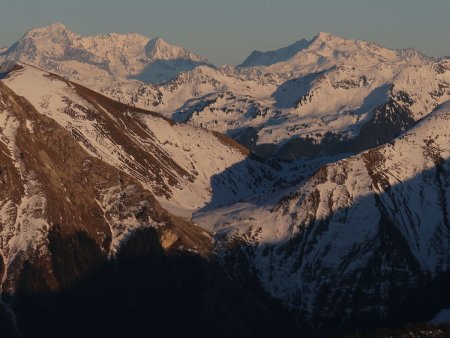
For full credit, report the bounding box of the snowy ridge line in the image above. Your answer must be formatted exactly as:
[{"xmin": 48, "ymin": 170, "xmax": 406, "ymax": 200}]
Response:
[
  {"xmin": 0, "ymin": 23, "xmax": 211, "ymax": 84},
  {"xmin": 3, "ymin": 25, "xmax": 449, "ymax": 161},
  {"xmin": 2, "ymin": 64, "xmax": 269, "ymax": 217}
]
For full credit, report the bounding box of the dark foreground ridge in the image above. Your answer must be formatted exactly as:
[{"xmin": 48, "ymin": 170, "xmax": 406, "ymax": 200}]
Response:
[
  {"xmin": 1, "ymin": 227, "xmax": 298, "ymax": 338},
  {"xmin": 3, "ymin": 225, "xmax": 450, "ymax": 338}
]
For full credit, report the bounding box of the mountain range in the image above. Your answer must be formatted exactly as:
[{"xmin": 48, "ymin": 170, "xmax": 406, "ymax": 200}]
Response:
[
  {"xmin": 1, "ymin": 23, "xmax": 450, "ymax": 337},
  {"xmin": 5, "ymin": 24, "xmax": 446, "ymax": 162},
  {"xmin": 0, "ymin": 22, "xmax": 210, "ymax": 84}
]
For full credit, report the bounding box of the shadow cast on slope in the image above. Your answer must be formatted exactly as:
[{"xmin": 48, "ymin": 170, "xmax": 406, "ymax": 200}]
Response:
[
  {"xmin": 271, "ymin": 70, "xmax": 329, "ymax": 109},
  {"xmin": 252, "ymin": 81, "xmax": 412, "ymax": 161},
  {"xmin": 196, "ymin": 154, "xmax": 276, "ymax": 213},
  {"xmin": 200, "ymin": 148, "xmax": 450, "ymax": 337},
  {"xmin": 0, "ymin": 64, "xmax": 24, "ymax": 79},
  {"xmin": 238, "ymin": 39, "xmax": 311, "ymax": 68},
  {"xmin": 1, "ymin": 158, "xmax": 449, "ymax": 338},
  {"xmin": 0, "ymin": 227, "xmax": 298, "ymax": 338},
  {"xmin": 272, "ymin": 94, "xmax": 416, "ymax": 161},
  {"xmin": 352, "ymin": 84, "xmax": 390, "ymax": 116},
  {"xmin": 132, "ymin": 60, "xmax": 211, "ymax": 84}
]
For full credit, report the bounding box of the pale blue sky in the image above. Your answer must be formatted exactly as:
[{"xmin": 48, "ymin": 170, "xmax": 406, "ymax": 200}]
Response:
[{"xmin": 0, "ymin": 0, "xmax": 449, "ymax": 65}]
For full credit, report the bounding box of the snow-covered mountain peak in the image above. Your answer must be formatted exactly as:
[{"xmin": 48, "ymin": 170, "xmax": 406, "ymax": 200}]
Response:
[
  {"xmin": 238, "ymin": 38, "xmax": 311, "ymax": 67},
  {"xmin": 25, "ymin": 22, "xmax": 70, "ymax": 35},
  {"xmin": 23, "ymin": 22, "xmax": 148, "ymax": 44},
  {"xmin": 145, "ymin": 37, "xmax": 208, "ymax": 63},
  {"xmin": 10, "ymin": 22, "xmax": 151, "ymax": 62},
  {"xmin": 18, "ymin": 22, "xmax": 76, "ymax": 54},
  {"xmin": 88, "ymin": 31, "xmax": 149, "ymax": 45},
  {"xmin": 146, "ymin": 37, "xmax": 169, "ymax": 52},
  {"xmin": 308, "ymin": 31, "xmax": 370, "ymax": 50},
  {"xmin": 0, "ymin": 23, "xmax": 212, "ymax": 84},
  {"xmin": 312, "ymin": 31, "xmax": 336, "ymax": 41},
  {"xmin": 397, "ymin": 47, "xmax": 432, "ymax": 62},
  {"xmin": 239, "ymin": 32, "xmax": 433, "ymax": 71},
  {"xmin": 46, "ymin": 21, "xmax": 67, "ymax": 29}
]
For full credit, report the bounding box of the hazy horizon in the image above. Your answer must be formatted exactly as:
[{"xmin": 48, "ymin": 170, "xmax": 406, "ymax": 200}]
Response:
[{"xmin": 1, "ymin": 0, "xmax": 449, "ymax": 65}]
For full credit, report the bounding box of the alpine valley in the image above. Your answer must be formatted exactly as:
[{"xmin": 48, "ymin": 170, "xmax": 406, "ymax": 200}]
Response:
[{"xmin": 1, "ymin": 23, "xmax": 450, "ymax": 337}]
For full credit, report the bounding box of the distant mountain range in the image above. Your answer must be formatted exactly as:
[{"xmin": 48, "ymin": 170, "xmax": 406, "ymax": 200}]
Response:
[
  {"xmin": 4, "ymin": 24, "xmax": 446, "ymax": 160},
  {"xmin": 0, "ymin": 22, "xmax": 210, "ymax": 83},
  {"xmin": 1, "ymin": 23, "xmax": 450, "ymax": 337}
]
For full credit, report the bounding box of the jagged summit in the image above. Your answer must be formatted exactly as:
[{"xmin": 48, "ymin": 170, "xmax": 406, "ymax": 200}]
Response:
[
  {"xmin": 26, "ymin": 22, "xmax": 70, "ymax": 34},
  {"xmin": 19, "ymin": 22, "xmax": 150, "ymax": 51},
  {"xmin": 145, "ymin": 37, "xmax": 208, "ymax": 62},
  {"xmin": 0, "ymin": 22, "xmax": 211, "ymax": 83},
  {"xmin": 312, "ymin": 31, "xmax": 335, "ymax": 40},
  {"xmin": 147, "ymin": 37, "xmax": 171, "ymax": 53}
]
